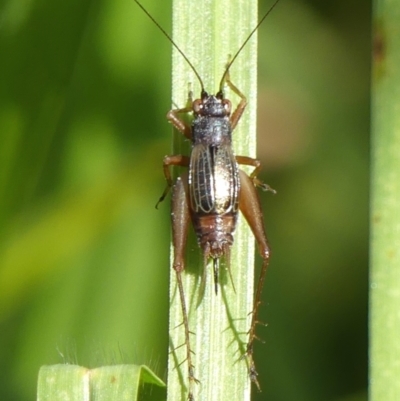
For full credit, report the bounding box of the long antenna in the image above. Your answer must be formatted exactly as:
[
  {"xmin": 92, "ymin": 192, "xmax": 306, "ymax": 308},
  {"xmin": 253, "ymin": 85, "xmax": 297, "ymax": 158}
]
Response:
[
  {"xmin": 134, "ymin": 0, "xmax": 205, "ymax": 91},
  {"xmin": 218, "ymin": 0, "xmax": 281, "ymax": 91},
  {"xmin": 135, "ymin": 0, "xmax": 281, "ymax": 94}
]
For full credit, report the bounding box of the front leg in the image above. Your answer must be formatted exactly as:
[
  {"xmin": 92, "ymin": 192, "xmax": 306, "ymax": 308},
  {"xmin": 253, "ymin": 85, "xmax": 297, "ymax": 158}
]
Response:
[
  {"xmin": 222, "ymin": 70, "xmax": 248, "ymax": 130},
  {"xmin": 167, "ymin": 90, "xmax": 194, "ymax": 139}
]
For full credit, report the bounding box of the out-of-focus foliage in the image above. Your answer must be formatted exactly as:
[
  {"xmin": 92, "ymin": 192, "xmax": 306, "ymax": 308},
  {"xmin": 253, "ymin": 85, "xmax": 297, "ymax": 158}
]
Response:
[
  {"xmin": 256, "ymin": 1, "xmax": 369, "ymax": 400},
  {"xmin": 0, "ymin": 0, "xmax": 171, "ymax": 399},
  {"xmin": 0, "ymin": 0, "xmax": 368, "ymax": 400}
]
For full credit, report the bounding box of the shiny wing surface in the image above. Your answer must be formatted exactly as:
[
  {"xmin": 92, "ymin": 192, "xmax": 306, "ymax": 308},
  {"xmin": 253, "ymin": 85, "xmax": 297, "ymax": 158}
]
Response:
[{"xmin": 189, "ymin": 144, "xmax": 239, "ymax": 214}]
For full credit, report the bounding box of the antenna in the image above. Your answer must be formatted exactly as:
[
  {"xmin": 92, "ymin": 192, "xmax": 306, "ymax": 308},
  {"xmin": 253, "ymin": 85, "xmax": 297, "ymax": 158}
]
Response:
[
  {"xmin": 133, "ymin": 0, "xmax": 205, "ymax": 91},
  {"xmin": 134, "ymin": 0, "xmax": 281, "ymax": 94},
  {"xmin": 219, "ymin": 0, "xmax": 281, "ymax": 92}
]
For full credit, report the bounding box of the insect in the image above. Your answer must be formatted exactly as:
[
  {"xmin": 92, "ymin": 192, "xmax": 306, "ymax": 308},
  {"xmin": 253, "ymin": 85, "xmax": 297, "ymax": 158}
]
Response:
[{"xmin": 134, "ymin": 1, "xmax": 280, "ymax": 399}]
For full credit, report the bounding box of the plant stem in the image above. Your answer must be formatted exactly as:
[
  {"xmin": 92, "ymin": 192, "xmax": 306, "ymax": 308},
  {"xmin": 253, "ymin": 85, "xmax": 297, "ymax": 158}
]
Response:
[
  {"xmin": 370, "ymin": 1, "xmax": 400, "ymax": 400},
  {"xmin": 167, "ymin": 1, "xmax": 259, "ymax": 401}
]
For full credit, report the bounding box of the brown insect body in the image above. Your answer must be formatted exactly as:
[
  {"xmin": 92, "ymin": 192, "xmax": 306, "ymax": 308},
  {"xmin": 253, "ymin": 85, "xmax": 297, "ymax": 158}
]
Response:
[
  {"xmin": 166, "ymin": 80, "xmax": 273, "ymax": 400},
  {"xmin": 188, "ymin": 92, "xmax": 239, "ymax": 288}
]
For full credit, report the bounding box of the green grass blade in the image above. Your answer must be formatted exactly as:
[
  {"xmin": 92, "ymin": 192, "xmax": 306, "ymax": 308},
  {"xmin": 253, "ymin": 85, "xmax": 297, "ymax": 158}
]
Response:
[
  {"xmin": 37, "ymin": 364, "xmax": 165, "ymax": 401},
  {"xmin": 370, "ymin": 0, "xmax": 400, "ymax": 400},
  {"xmin": 38, "ymin": 365, "xmax": 89, "ymax": 401},
  {"xmin": 167, "ymin": 1, "xmax": 260, "ymax": 401}
]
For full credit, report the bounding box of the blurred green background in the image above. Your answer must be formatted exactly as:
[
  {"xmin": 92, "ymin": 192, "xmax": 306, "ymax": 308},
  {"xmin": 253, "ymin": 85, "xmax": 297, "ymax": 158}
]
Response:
[{"xmin": 0, "ymin": 0, "xmax": 369, "ymax": 400}]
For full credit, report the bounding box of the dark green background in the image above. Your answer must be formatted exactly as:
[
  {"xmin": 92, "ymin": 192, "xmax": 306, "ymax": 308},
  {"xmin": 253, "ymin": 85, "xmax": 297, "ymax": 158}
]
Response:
[{"xmin": 0, "ymin": 0, "xmax": 369, "ymax": 400}]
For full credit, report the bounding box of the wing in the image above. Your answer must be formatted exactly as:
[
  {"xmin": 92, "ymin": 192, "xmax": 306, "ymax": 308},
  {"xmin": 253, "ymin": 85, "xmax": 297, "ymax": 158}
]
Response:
[{"xmin": 189, "ymin": 144, "xmax": 240, "ymax": 214}]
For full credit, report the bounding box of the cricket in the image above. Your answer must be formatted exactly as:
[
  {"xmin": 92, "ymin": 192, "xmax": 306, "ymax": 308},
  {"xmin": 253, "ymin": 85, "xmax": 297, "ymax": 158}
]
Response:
[{"xmin": 134, "ymin": 1, "xmax": 280, "ymax": 399}]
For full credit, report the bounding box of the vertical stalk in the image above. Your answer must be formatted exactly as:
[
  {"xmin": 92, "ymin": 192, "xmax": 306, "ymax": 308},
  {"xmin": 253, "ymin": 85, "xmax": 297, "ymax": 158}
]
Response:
[
  {"xmin": 167, "ymin": 1, "xmax": 258, "ymax": 401},
  {"xmin": 370, "ymin": 1, "xmax": 400, "ymax": 400}
]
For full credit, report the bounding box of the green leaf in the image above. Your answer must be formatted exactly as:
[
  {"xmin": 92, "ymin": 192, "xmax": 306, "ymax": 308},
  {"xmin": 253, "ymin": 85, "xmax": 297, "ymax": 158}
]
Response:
[{"xmin": 37, "ymin": 364, "xmax": 165, "ymax": 401}]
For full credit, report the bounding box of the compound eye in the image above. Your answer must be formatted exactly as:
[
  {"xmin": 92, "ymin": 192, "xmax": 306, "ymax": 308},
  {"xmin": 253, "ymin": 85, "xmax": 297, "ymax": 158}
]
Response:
[
  {"xmin": 222, "ymin": 99, "xmax": 231, "ymax": 114},
  {"xmin": 193, "ymin": 99, "xmax": 203, "ymax": 114}
]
